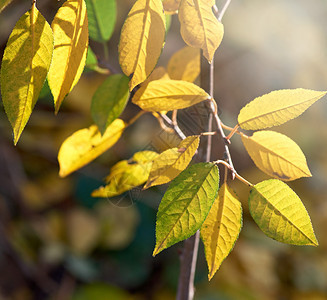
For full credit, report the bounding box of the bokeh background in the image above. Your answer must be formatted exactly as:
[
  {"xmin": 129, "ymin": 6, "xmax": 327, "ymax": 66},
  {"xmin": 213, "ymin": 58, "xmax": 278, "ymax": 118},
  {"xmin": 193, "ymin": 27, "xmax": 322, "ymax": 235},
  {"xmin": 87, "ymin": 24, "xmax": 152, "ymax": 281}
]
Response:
[{"xmin": 1, "ymin": 0, "xmax": 327, "ymax": 299}]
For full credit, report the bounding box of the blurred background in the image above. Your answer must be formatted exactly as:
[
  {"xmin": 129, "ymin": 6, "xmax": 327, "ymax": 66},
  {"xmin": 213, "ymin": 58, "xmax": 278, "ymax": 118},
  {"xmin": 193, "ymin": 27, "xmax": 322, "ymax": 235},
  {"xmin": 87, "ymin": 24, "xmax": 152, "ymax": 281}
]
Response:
[{"xmin": 1, "ymin": 0, "xmax": 327, "ymax": 299}]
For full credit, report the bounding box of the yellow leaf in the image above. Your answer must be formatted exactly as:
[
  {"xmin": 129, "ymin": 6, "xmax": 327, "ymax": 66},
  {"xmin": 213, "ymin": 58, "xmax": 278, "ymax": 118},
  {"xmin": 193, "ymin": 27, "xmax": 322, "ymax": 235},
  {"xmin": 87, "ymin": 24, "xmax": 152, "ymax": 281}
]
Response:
[
  {"xmin": 47, "ymin": 0, "xmax": 88, "ymax": 113},
  {"xmin": 241, "ymin": 131, "xmax": 311, "ymax": 181},
  {"xmin": 58, "ymin": 119, "xmax": 125, "ymax": 177},
  {"xmin": 92, "ymin": 151, "xmax": 158, "ymax": 198},
  {"xmin": 0, "ymin": 4, "xmax": 53, "ymax": 145},
  {"xmin": 167, "ymin": 46, "xmax": 200, "ymax": 82},
  {"xmin": 201, "ymin": 183, "xmax": 242, "ymax": 280},
  {"xmin": 144, "ymin": 135, "xmax": 200, "ymax": 189},
  {"xmin": 119, "ymin": 0, "xmax": 166, "ymax": 91},
  {"xmin": 178, "ymin": 0, "xmax": 224, "ymax": 63},
  {"xmin": 238, "ymin": 89, "xmax": 327, "ymax": 130},
  {"xmin": 132, "ymin": 79, "xmax": 209, "ymax": 112},
  {"xmin": 162, "ymin": 0, "xmax": 181, "ymax": 14}
]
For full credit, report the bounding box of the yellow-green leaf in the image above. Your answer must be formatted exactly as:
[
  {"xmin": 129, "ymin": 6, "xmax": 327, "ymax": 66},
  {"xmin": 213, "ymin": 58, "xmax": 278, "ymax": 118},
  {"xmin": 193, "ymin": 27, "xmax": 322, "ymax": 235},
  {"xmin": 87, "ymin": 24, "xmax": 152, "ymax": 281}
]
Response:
[
  {"xmin": 58, "ymin": 119, "xmax": 125, "ymax": 177},
  {"xmin": 241, "ymin": 131, "xmax": 311, "ymax": 181},
  {"xmin": 118, "ymin": 0, "xmax": 166, "ymax": 91},
  {"xmin": 144, "ymin": 135, "xmax": 200, "ymax": 189},
  {"xmin": 238, "ymin": 89, "xmax": 327, "ymax": 130},
  {"xmin": 162, "ymin": 0, "xmax": 181, "ymax": 14},
  {"xmin": 249, "ymin": 179, "xmax": 318, "ymax": 246},
  {"xmin": 0, "ymin": 0, "xmax": 13, "ymax": 13},
  {"xmin": 153, "ymin": 163, "xmax": 219, "ymax": 256},
  {"xmin": 167, "ymin": 46, "xmax": 200, "ymax": 82},
  {"xmin": 92, "ymin": 151, "xmax": 158, "ymax": 198},
  {"xmin": 132, "ymin": 79, "xmax": 209, "ymax": 112},
  {"xmin": 91, "ymin": 74, "xmax": 129, "ymax": 134},
  {"xmin": 0, "ymin": 4, "xmax": 54, "ymax": 145},
  {"xmin": 178, "ymin": 0, "xmax": 224, "ymax": 63},
  {"xmin": 47, "ymin": 0, "xmax": 89, "ymax": 113},
  {"xmin": 201, "ymin": 183, "xmax": 242, "ymax": 280}
]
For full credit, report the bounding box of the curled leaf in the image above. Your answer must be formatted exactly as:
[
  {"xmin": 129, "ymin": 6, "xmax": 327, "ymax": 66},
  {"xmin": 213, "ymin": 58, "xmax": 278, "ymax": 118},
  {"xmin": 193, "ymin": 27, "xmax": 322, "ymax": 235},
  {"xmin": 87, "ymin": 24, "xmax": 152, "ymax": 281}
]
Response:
[{"xmin": 58, "ymin": 119, "xmax": 126, "ymax": 177}]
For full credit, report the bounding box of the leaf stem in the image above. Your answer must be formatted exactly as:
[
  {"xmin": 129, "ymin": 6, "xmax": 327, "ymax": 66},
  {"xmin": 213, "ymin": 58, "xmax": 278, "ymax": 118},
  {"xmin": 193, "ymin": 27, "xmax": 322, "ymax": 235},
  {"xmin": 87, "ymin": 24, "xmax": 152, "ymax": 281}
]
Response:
[
  {"xmin": 215, "ymin": 160, "xmax": 253, "ymax": 186},
  {"xmin": 160, "ymin": 113, "xmax": 187, "ymax": 140}
]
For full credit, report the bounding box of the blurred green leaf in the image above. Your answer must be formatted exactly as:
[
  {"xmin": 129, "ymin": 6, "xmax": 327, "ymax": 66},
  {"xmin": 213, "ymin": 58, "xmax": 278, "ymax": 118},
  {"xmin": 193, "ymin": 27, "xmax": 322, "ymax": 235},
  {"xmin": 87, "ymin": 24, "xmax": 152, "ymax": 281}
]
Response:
[
  {"xmin": 91, "ymin": 74, "xmax": 129, "ymax": 134},
  {"xmin": 72, "ymin": 283, "xmax": 129, "ymax": 300},
  {"xmin": 85, "ymin": 0, "xmax": 117, "ymax": 42}
]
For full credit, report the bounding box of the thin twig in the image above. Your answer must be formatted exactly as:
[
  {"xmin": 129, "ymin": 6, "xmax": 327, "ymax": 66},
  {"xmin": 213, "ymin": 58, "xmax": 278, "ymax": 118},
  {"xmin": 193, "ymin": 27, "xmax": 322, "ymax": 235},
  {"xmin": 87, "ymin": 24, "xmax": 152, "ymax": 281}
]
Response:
[
  {"xmin": 215, "ymin": 160, "xmax": 253, "ymax": 186},
  {"xmin": 160, "ymin": 113, "xmax": 187, "ymax": 140},
  {"xmin": 218, "ymin": 0, "xmax": 232, "ymax": 22}
]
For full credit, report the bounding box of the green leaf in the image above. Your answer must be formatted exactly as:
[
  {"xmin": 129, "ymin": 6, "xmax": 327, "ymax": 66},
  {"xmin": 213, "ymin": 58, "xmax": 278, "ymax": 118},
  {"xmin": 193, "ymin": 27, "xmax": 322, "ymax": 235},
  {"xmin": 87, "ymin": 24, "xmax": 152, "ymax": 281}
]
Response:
[
  {"xmin": 92, "ymin": 151, "xmax": 158, "ymax": 198},
  {"xmin": 85, "ymin": 47, "xmax": 97, "ymax": 68},
  {"xmin": 0, "ymin": 4, "xmax": 54, "ymax": 144},
  {"xmin": 238, "ymin": 89, "xmax": 327, "ymax": 130},
  {"xmin": 249, "ymin": 179, "xmax": 318, "ymax": 246},
  {"xmin": 201, "ymin": 183, "xmax": 242, "ymax": 280},
  {"xmin": 91, "ymin": 74, "xmax": 130, "ymax": 134},
  {"xmin": 85, "ymin": 0, "xmax": 116, "ymax": 42},
  {"xmin": 153, "ymin": 162, "xmax": 219, "ymax": 256}
]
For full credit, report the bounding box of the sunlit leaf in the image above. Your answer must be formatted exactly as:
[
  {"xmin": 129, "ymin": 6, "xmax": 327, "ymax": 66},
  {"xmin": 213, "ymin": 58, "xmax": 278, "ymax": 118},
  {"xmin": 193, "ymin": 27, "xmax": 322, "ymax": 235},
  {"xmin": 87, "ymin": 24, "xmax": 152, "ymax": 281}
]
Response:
[
  {"xmin": 0, "ymin": 0, "xmax": 13, "ymax": 13},
  {"xmin": 85, "ymin": 0, "xmax": 116, "ymax": 42},
  {"xmin": 242, "ymin": 131, "xmax": 311, "ymax": 181},
  {"xmin": 0, "ymin": 4, "xmax": 53, "ymax": 144},
  {"xmin": 92, "ymin": 151, "xmax": 158, "ymax": 198},
  {"xmin": 91, "ymin": 74, "xmax": 129, "ymax": 134},
  {"xmin": 58, "ymin": 119, "xmax": 126, "ymax": 177},
  {"xmin": 179, "ymin": 0, "xmax": 224, "ymax": 63},
  {"xmin": 167, "ymin": 46, "xmax": 200, "ymax": 82},
  {"xmin": 48, "ymin": 0, "xmax": 89, "ymax": 113},
  {"xmin": 153, "ymin": 162, "xmax": 219, "ymax": 256},
  {"xmin": 162, "ymin": 0, "xmax": 181, "ymax": 14},
  {"xmin": 238, "ymin": 89, "xmax": 327, "ymax": 130},
  {"xmin": 201, "ymin": 183, "xmax": 242, "ymax": 280},
  {"xmin": 249, "ymin": 179, "xmax": 318, "ymax": 246},
  {"xmin": 144, "ymin": 135, "xmax": 200, "ymax": 189},
  {"xmin": 119, "ymin": 0, "xmax": 166, "ymax": 91},
  {"xmin": 132, "ymin": 79, "xmax": 209, "ymax": 112}
]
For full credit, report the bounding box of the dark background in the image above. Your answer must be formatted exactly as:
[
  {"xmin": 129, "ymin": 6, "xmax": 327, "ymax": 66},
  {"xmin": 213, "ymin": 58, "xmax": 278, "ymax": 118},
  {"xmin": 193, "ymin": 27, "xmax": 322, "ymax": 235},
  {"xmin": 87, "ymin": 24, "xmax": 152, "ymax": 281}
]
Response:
[{"xmin": 0, "ymin": 0, "xmax": 327, "ymax": 299}]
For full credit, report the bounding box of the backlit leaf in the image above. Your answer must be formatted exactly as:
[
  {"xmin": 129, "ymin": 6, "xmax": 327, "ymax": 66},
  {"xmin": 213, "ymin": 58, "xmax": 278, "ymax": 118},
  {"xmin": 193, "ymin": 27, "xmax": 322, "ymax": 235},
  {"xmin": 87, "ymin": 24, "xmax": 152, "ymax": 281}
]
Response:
[
  {"xmin": 242, "ymin": 131, "xmax": 311, "ymax": 181},
  {"xmin": 162, "ymin": 0, "xmax": 181, "ymax": 14},
  {"xmin": 58, "ymin": 119, "xmax": 125, "ymax": 177},
  {"xmin": 238, "ymin": 89, "xmax": 327, "ymax": 130},
  {"xmin": 48, "ymin": 0, "xmax": 89, "ymax": 113},
  {"xmin": 179, "ymin": 0, "xmax": 224, "ymax": 63},
  {"xmin": 144, "ymin": 135, "xmax": 200, "ymax": 189},
  {"xmin": 249, "ymin": 179, "xmax": 318, "ymax": 246},
  {"xmin": 167, "ymin": 46, "xmax": 200, "ymax": 82},
  {"xmin": 201, "ymin": 183, "xmax": 242, "ymax": 280},
  {"xmin": 0, "ymin": 0, "xmax": 12, "ymax": 13},
  {"xmin": 132, "ymin": 79, "xmax": 209, "ymax": 112},
  {"xmin": 85, "ymin": 0, "xmax": 116, "ymax": 42},
  {"xmin": 0, "ymin": 4, "xmax": 53, "ymax": 144},
  {"xmin": 153, "ymin": 163, "xmax": 219, "ymax": 256},
  {"xmin": 119, "ymin": 0, "xmax": 166, "ymax": 91},
  {"xmin": 92, "ymin": 151, "xmax": 158, "ymax": 198},
  {"xmin": 91, "ymin": 74, "xmax": 129, "ymax": 134}
]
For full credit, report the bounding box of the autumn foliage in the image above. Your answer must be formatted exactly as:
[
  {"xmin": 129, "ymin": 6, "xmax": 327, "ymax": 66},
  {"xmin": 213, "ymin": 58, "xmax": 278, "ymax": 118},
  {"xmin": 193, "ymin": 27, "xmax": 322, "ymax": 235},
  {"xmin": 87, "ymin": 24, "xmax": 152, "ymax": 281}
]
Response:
[{"xmin": 0, "ymin": 0, "xmax": 324, "ymax": 291}]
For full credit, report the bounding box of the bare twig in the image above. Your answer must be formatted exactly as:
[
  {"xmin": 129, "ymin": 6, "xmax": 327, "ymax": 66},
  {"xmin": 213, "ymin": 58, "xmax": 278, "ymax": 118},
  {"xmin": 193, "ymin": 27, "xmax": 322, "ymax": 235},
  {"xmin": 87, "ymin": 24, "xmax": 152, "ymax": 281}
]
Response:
[
  {"xmin": 160, "ymin": 113, "xmax": 187, "ymax": 140},
  {"xmin": 218, "ymin": 0, "xmax": 232, "ymax": 22}
]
